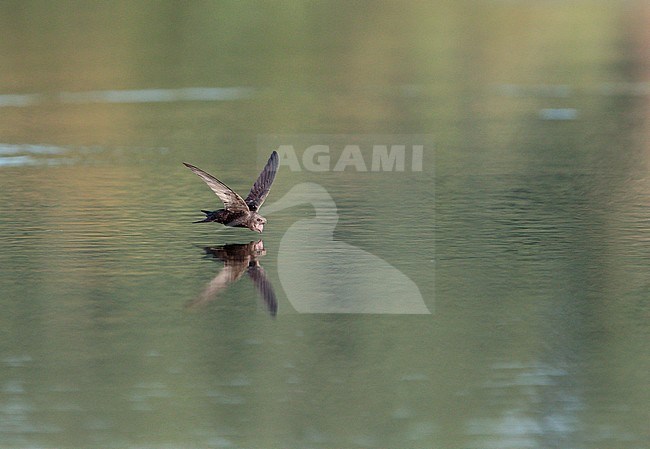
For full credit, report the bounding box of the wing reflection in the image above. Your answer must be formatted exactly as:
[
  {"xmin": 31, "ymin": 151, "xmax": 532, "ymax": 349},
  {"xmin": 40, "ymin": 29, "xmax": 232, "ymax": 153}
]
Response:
[{"xmin": 187, "ymin": 240, "xmax": 277, "ymax": 316}]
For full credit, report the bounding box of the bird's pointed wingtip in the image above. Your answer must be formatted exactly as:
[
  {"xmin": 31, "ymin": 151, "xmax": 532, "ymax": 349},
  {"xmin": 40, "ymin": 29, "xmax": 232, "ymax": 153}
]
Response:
[{"xmin": 269, "ymin": 150, "xmax": 279, "ymax": 168}]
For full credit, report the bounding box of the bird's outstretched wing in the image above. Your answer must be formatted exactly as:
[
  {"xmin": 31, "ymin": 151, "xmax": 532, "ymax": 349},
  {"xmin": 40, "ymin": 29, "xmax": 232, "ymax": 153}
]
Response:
[
  {"xmin": 247, "ymin": 263, "xmax": 278, "ymax": 316},
  {"xmin": 245, "ymin": 151, "xmax": 279, "ymax": 211},
  {"xmin": 183, "ymin": 163, "xmax": 250, "ymax": 213},
  {"xmin": 185, "ymin": 262, "xmax": 247, "ymax": 308}
]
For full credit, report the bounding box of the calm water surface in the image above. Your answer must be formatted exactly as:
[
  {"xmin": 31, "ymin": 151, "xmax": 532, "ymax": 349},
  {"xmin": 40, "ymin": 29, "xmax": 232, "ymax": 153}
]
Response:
[{"xmin": 1, "ymin": 2, "xmax": 649, "ymax": 448}]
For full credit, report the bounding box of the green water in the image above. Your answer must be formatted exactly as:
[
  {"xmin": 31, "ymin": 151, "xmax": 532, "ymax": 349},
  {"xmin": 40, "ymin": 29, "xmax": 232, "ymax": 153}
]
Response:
[{"xmin": 1, "ymin": 1, "xmax": 648, "ymax": 448}]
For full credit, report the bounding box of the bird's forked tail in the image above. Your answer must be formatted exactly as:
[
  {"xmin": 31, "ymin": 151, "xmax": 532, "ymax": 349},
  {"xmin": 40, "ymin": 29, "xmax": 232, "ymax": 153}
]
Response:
[{"xmin": 193, "ymin": 210, "xmax": 215, "ymax": 223}]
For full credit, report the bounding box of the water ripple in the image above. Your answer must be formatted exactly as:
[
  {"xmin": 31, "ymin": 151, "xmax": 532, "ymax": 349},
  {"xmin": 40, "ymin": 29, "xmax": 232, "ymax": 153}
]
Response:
[{"xmin": 0, "ymin": 87, "xmax": 254, "ymax": 108}]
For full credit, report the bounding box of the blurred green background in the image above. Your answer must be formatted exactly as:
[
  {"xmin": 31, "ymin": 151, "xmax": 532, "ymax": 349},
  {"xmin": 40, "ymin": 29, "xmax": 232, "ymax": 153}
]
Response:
[{"xmin": 1, "ymin": 1, "xmax": 649, "ymax": 448}]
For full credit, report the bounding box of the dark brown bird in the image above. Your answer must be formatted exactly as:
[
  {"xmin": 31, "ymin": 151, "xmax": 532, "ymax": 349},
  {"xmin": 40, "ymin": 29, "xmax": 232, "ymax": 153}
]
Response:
[{"xmin": 183, "ymin": 151, "xmax": 279, "ymax": 233}]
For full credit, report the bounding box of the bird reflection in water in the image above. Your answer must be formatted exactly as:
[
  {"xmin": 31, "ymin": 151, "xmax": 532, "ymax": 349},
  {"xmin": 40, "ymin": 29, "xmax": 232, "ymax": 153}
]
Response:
[{"xmin": 186, "ymin": 240, "xmax": 277, "ymax": 316}]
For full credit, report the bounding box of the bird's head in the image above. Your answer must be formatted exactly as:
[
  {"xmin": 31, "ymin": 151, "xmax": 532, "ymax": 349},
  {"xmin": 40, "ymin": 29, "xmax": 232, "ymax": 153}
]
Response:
[{"xmin": 250, "ymin": 212, "xmax": 267, "ymax": 233}]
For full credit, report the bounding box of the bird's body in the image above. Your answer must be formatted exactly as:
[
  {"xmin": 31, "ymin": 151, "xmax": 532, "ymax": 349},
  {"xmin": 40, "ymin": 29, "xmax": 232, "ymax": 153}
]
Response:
[
  {"xmin": 197, "ymin": 208, "xmax": 264, "ymax": 229},
  {"xmin": 183, "ymin": 151, "xmax": 279, "ymax": 233}
]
